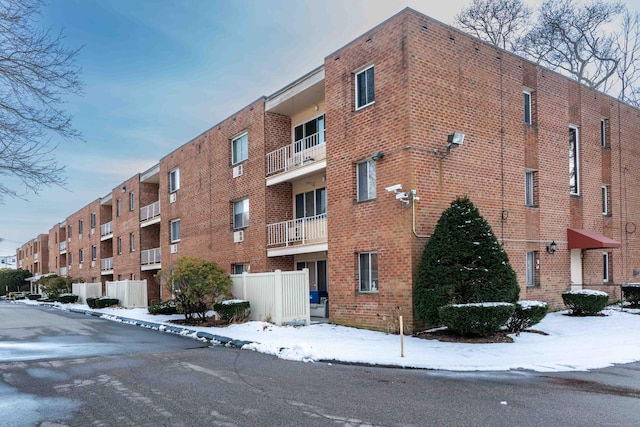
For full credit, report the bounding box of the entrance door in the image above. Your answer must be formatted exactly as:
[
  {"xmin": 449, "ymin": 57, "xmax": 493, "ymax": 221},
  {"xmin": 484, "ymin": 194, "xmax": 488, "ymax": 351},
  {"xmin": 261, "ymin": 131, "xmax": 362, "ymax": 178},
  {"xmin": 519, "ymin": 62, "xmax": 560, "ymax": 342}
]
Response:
[
  {"xmin": 570, "ymin": 249, "xmax": 582, "ymax": 290},
  {"xmin": 296, "ymin": 260, "xmax": 327, "ymax": 292}
]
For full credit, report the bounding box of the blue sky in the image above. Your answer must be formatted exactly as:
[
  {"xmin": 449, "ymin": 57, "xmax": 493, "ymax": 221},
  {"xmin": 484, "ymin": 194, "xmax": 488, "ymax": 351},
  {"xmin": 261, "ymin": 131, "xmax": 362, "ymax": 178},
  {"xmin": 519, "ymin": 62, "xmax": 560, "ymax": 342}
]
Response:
[{"xmin": 0, "ymin": 0, "xmax": 634, "ymax": 256}]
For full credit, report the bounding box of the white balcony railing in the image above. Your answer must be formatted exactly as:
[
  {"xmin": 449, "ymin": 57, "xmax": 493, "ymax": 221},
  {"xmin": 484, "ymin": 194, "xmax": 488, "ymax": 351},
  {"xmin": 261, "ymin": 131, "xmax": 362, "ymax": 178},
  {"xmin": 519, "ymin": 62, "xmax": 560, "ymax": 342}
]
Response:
[
  {"xmin": 59, "ymin": 241, "xmax": 67, "ymax": 252},
  {"xmin": 141, "ymin": 247, "xmax": 161, "ymax": 265},
  {"xmin": 266, "ymin": 131, "xmax": 326, "ymax": 176},
  {"xmin": 140, "ymin": 201, "xmax": 160, "ymax": 222},
  {"xmin": 34, "ymin": 253, "xmax": 38, "ymax": 262},
  {"xmin": 100, "ymin": 221, "xmax": 113, "ymax": 237},
  {"xmin": 101, "ymin": 257, "xmax": 114, "ymax": 271},
  {"xmin": 266, "ymin": 213, "xmax": 327, "ymax": 247},
  {"xmin": 60, "ymin": 267, "xmax": 67, "ymax": 276}
]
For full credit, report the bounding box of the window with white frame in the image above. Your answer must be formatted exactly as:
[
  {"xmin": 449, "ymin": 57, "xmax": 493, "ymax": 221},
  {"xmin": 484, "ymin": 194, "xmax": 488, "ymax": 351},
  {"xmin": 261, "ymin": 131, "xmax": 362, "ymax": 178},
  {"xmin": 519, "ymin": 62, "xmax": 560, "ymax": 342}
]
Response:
[
  {"xmin": 170, "ymin": 219, "xmax": 181, "ymax": 243},
  {"xmin": 129, "ymin": 192, "xmax": 135, "ymax": 211},
  {"xmin": 569, "ymin": 126, "xmax": 580, "ymax": 195},
  {"xmin": 233, "ymin": 199, "xmax": 249, "ymax": 229},
  {"xmin": 355, "ymin": 65, "xmax": 374, "ymax": 110},
  {"xmin": 130, "ymin": 232, "xmax": 135, "ymax": 252},
  {"xmin": 359, "ymin": 252, "xmax": 378, "ymax": 292},
  {"xmin": 169, "ymin": 168, "xmax": 180, "ymax": 193},
  {"xmin": 116, "ymin": 199, "xmax": 121, "ymax": 217},
  {"xmin": 526, "ymin": 250, "xmax": 539, "ymax": 287},
  {"xmin": 294, "ymin": 115, "xmax": 325, "ymax": 152},
  {"xmin": 68, "ymin": 225, "xmax": 72, "ymax": 239},
  {"xmin": 68, "ymin": 252, "xmax": 73, "ymax": 266},
  {"xmin": 602, "ymin": 185, "xmax": 610, "ymax": 215},
  {"xmin": 90, "ymin": 212, "xmax": 96, "ymax": 229},
  {"xmin": 601, "ymin": 118, "xmax": 607, "ymax": 147},
  {"xmin": 117, "ymin": 237, "xmax": 122, "ymax": 255},
  {"xmin": 357, "ymin": 159, "xmax": 376, "ymax": 201},
  {"xmin": 603, "ymin": 252, "xmax": 610, "ymax": 282},
  {"xmin": 79, "ymin": 249, "xmax": 84, "ymax": 264},
  {"xmin": 232, "ymin": 133, "xmax": 248, "ymax": 165},
  {"xmin": 78, "ymin": 219, "xmax": 83, "ymax": 235},
  {"xmin": 523, "ymin": 90, "xmax": 532, "ymax": 124},
  {"xmin": 233, "ymin": 263, "xmax": 249, "ymax": 274},
  {"xmin": 525, "ymin": 170, "xmax": 538, "ymax": 207},
  {"xmin": 295, "ymin": 187, "xmax": 326, "ymax": 219},
  {"xmin": 91, "ymin": 245, "xmax": 97, "ymax": 261}
]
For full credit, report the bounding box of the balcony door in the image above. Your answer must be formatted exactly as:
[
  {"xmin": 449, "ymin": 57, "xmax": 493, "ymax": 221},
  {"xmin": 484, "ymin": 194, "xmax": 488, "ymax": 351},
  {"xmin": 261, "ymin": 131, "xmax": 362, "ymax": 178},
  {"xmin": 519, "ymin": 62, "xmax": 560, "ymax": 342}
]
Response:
[
  {"xmin": 297, "ymin": 260, "xmax": 327, "ymax": 292},
  {"xmin": 295, "ymin": 187, "xmax": 326, "ymax": 219},
  {"xmin": 294, "ymin": 114, "xmax": 325, "ymax": 153}
]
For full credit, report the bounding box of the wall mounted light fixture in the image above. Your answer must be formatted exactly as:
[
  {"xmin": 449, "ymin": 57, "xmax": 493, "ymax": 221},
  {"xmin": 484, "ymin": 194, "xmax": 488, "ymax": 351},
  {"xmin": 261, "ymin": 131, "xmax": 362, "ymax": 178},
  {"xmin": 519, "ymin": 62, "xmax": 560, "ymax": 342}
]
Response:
[
  {"xmin": 546, "ymin": 240, "xmax": 557, "ymax": 254},
  {"xmin": 121, "ymin": 186, "xmax": 126, "ymax": 193},
  {"xmin": 434, "ymin": 132, "xmax": 465, "ymax": 159},
  {"xmin": 371, "ymin": 151, "xmax": 384, "ymax": 161}
]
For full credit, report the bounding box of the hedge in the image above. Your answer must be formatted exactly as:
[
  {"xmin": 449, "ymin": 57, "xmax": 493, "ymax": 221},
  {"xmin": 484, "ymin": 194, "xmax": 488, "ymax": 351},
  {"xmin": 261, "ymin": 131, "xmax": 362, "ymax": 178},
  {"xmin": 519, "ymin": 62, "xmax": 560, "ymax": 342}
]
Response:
[
  {"xmin": 506, "ymin": 300, "xmax": 548, "ymax": 335},
  {"xmin": 621, "ymin": 284, "xmax": 640, "ymax": 306},
  {"xmin": 148, "ymin": 300, "xmax": 179, "ymax": 315},
  {"xmin": 438, "ymin": 302, "xmax": 515, "ymax": 337},
  {"xmin": 562, "ymin": 290, "xmax": 609, "ymax": 315},
  {"xmin": 213, "ymin": 300, "xmax": 250, "ymax": 324},
  {"xmin": 57, "ymin": 294, "xmax": 79, "ymax": 304}
]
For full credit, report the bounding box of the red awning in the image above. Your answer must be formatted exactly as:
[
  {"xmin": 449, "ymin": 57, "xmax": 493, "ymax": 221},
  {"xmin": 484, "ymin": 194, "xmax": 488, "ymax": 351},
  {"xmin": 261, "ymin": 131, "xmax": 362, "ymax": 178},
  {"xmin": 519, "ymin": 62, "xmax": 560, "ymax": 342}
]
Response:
[{"xmin": 567, "ymin": 228, "xmax": 622, "ymax": 250}]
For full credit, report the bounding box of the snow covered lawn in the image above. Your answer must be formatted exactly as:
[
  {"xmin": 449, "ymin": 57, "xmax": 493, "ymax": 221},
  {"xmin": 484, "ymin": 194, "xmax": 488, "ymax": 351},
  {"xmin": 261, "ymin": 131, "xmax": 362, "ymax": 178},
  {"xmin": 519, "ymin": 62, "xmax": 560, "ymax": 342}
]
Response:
[{"xmin": 22, "ymin": 300, "xmax": 640, "ymax": 373}]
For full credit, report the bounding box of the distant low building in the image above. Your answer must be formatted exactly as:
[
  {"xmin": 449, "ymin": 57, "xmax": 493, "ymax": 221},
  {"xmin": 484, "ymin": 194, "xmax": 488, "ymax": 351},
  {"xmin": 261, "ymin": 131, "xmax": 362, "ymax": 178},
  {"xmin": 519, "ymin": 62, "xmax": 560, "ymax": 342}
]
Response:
[{"xmin": 0, "ymin": 255, "xmax": 17, "ymax": 269}]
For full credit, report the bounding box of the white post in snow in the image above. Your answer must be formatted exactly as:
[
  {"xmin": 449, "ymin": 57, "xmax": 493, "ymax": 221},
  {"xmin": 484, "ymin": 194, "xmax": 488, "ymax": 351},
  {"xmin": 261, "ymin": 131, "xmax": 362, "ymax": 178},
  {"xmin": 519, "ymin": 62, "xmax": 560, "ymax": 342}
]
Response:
[{"xmin": 399, "ymin": 315, "xmax": 404, "ymax": 357}]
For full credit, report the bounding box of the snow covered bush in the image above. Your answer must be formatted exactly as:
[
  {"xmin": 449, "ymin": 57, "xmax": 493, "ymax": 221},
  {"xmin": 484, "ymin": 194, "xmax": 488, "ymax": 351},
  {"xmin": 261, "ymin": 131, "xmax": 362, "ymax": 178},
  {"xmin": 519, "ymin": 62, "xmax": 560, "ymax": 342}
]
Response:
[
  {"xmin": 414, "ymin": 196, "xmax": 519, "ymax": 326},
  {"xmin": 507, "ymin": 300, "xmax": 548, "ymax": 335},
  {"xmin": 57, "ymin": 293, "xmax": 79, "ymax": 304},
  {"xmin": 94, "ymin": 297, "xmax": 119, "ymax": 308},
  {"xmin": 621, "ymin": 284, "xmax": 640, "ymax": 307},
  {"xmin": 148, "ymin": 299, "xmax": 179, "ymax": 315},
  {"xmin": 438, "ymin": 302, "xmax": 515, "ymax": 337},
  {"xmin": 213, "ymin": 300, "xmax": 250, "ymax": 324},
  {"xmin": 562, "ymin": 290, "xmax": 609, "ymax": 315}
]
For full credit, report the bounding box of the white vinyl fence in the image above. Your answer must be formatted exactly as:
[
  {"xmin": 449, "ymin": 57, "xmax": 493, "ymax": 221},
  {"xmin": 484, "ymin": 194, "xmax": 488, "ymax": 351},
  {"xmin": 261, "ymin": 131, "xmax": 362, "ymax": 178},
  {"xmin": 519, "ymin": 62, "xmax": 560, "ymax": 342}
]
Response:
[
  {"xmin": 106, "ymin": 280, "xmax": 148, "ymax": 308},
  {"xmin": 72, "ymin": 282, "xmax": 102, "ymax": 303},
  {"xmin": 230, "ymin": 269, "xmax": 310, "ymax": 326}
]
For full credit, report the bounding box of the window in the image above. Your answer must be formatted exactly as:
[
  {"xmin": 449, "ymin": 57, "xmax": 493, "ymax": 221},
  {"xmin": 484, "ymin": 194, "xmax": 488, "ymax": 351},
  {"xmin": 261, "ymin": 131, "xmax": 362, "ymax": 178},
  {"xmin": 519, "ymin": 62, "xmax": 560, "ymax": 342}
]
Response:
[
  {"xmin": 68, "ymin": 225, "xmax": 72, "ymax": 239},
  {"xmin": 78, "ymin": 220, "xmax": 83, "ymax": 235},
  {"xmin": 79, "ymin": 249, "xmax": 84, "ymax": 264},
  {"xmin": 569, "ymin": 126, "xmax": 580, "ymax": 195},
  {"xmin": 91, "ymin": 245, "xmax": 97, "ymax": 261},
  {"xmin": 170, "ymin": 219, "xmax": 181, "ymax": 243},
  {"xmin": 68, "ymin": 252, "xmax": 73, "ymax": 266},
  {"xmin": 357, "ymin": 159, "xmax": 376, "ymax": 201},
  {"xmin": 603, "ymin": 252, "xmax": 610, "ymax": 282},
  {"xmin": 525, "ymin": 170, "xmax": 538, "ymax": 207},
  {"xmin": 233, "ymin": 199, "xmax": 249, "ymax": 229},
  {"xmin": 602, "ymin": 185, "xmax": 610, "ymax": 215},
  {"xmin": 526, "ymin": 251, "xmax": 539, "ymax": 287},
  {"xmin": 129, "ymin": 192, "xmax": 135, "ymax": 211},
  {"xmin": 169, "ymin": 168, "xmax": 180, "ymax": 193},
  {"xmin": 295, "ymin": 187, "xmax": 327, "ymax": 219},
  {"xmin": 355, "ymin": 65, "xmax": 374, "ymax": 109},
  {"xmin": 233, "ymin": 263, "xmax": 249, "ymax": 274},
  {"xmin": 359, "ymin": 252, "xmax": 378, "ymax": 292},
  {"xmin": 130, "ymin": 232, "xmax": 135, "ymax": 252},
  {"xmin": 523, "ymin": 91, "xmax": 532, "ymax": 124},
  {"xmin": 601, "ymin": 118, "xmax": 607, "ymax": 147},
  {"xmin": 117, "ymin": 237, "xmax": 122, "ymax": 255},
  {"xmin": 294, "ymin": 115, "xmax": 325, "ymax": 152},
  {"xmin": 90, "ymin": 212, "xmax": 96, "ymax": 229},
  {"xmin": 232, "ymin": 133, "xmax": 248, "ymax": 165},
  {"xmin": 116, "ymin": 199, "xmax": 121, "ymax": 217},
  {"xmin": 297, "ymin": 260, "xmax": 328, "ymax": 292},
  {"xmin": 131, "ymin": 273, "xmax": 136, "ymax": 280}
]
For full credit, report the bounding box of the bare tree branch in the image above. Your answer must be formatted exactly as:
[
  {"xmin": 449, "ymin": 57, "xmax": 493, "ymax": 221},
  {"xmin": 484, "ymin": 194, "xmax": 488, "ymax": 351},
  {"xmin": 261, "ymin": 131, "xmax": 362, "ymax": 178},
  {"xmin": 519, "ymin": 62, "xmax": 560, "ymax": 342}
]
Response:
[
  {"xmin": 0, "ymin": 0, "xmax": 83, "ymax": 203},
  {"xmin": 613, "ymin": 8, "xmax": 640, "ymax": 106}
]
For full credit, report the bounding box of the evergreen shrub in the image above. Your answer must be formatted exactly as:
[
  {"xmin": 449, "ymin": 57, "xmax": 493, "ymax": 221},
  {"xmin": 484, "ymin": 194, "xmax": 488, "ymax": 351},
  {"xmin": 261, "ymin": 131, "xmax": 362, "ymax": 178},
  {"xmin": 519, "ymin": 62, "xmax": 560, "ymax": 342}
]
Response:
[
  {"xmin": 148, "ymin": 300, "xmax": 179, "ymax": 315},
  {"xmin": 562, "ymin": 290, "xmax": 609, "ymax": 315},
  {"xmin": 86, "ymin": 297, "xmax": 98, "ymax": 308},
  {"xmin": 506, "ymin": 300, "xmax": 548, "ymax": 334},
  {"xmin": 213, "ymin": 300, "xmax": 250, "ymax": 324},
  {"xmin": 438, "ymin": 302, "xmax": 515, "ymax": 336},
  {"xmin": 95, "ymin": 297, "xmax": 119, "ymax": 308},
  {"xmin": 57, "ymin": 293, "xmax": 79, "ymax": 304},
  {"xmin": 621, "ymin": 284, "xmax": 640, "ymax": 306},
  {"xmin": 28, "ymin": 294, "xmax": 41, "ymax": 300}
]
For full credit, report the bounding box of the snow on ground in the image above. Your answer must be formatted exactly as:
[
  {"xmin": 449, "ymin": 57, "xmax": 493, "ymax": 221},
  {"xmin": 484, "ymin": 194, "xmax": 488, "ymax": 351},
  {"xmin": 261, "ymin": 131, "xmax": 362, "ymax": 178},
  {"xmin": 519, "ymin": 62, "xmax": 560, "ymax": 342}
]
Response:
[{"xmin": 19, "ymin": 300, "xmax": 640, "ymax": 373}]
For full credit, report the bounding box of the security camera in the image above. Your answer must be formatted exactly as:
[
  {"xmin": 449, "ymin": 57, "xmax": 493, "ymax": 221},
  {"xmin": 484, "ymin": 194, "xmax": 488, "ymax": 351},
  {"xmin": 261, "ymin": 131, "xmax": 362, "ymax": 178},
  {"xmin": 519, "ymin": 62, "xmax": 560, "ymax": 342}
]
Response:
[
  {"xmin": 385, "ymin": 184, "xmax": 403, "ymax": 193},
  {"xmin": 395, "ymin": 192, "xmax": 409, "ymax": 200}
]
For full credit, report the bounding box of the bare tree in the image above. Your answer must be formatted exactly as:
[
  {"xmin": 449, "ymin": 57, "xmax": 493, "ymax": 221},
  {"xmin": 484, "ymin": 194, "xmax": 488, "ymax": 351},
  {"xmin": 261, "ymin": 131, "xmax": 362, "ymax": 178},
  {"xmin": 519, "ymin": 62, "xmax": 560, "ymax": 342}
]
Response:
[
  {"xmin": 522, "ymin": 0, "xmax": 624, "ymax": 89},
  {"xmin": 612, "ymin": 8, "xmax": 640, "ymax": 107},
  {"xmin": 454, "ymin": 0, "xmax": 532, "ymax": 51},
  {"xmin": 0, "ymin": 0, "xmax": 83, "ymax": 203}
]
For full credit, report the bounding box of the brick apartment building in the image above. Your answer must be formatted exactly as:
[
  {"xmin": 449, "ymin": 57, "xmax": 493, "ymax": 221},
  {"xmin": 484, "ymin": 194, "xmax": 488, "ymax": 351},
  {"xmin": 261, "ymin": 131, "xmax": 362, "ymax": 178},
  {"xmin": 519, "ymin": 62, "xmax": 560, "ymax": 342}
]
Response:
[{"xmin": 16, "ymin": 8, "xmax": 640, "ymax": 332}]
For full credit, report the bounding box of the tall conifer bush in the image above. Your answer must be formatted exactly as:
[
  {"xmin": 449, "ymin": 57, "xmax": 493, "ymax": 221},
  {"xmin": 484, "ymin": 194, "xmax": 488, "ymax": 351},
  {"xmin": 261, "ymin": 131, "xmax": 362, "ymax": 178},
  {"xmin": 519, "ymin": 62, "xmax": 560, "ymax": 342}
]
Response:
[{"xmin": 414, "ymin": 196, "xmax": 520, "ymax": 325}]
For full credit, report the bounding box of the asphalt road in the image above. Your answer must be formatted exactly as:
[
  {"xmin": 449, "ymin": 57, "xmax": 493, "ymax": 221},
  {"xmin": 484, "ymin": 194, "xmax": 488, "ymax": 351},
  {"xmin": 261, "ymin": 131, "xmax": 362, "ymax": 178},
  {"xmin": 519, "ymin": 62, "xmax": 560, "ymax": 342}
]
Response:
[{"xmin": 1, "ymin": 303, "xmax": 639, "ymax": 426}]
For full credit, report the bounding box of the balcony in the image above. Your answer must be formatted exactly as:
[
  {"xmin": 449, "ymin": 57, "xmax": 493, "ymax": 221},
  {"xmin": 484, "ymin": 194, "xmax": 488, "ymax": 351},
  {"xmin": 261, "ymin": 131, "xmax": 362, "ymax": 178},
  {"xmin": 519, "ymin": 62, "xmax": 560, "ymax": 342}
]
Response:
[
  {"xmin": 101, "ymin": 257, "xmax": 114, "ymax": 275},
  {"xmin": 266, "ymin": 132, "xmax": 326, "ymax": 186},
  {"xmin": 100, "ymin": 221, "xmax": 113, "ymax": 240},
  {"xmin": 59, "ymin": 241, "xmax": 67, "ymax": 254},
  {"xmin": 34, "ymin": 253, "xmax": 38, "ymax": 263},
  {"xmin": 141, "ymin": 247, "xmax": 161, "ymax": 270},
  {"xmin": 266, "ymin": 213, "xmax": 328, "ymax": 257},
  {"xmin": 140, "ymin": 201, "xmax": 161, "ymax": 226}
]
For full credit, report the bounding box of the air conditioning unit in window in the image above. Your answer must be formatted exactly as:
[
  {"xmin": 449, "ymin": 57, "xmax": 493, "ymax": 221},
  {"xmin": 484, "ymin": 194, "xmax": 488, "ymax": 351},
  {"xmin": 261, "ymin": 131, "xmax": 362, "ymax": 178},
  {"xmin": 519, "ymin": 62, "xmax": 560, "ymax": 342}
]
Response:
[
  {"xmin": 91, "ymin": 260, "xmax": 95, "ymax": 268},
  {"xmin": 232, "ymin": 164, "xmax": 244, "ymax": 178},
  {"xmin": 91, "ymin": 228, "xmax": 95, "ymax": 235},
  {"xmin": 233, "ymin": 230, "xmax": 244, "ymax": 243},
  {"xmin": 169, "ymin": 192, "xmax": 177, "ymax": 203},
  {"xmin": 79, "ymin": 263, "xmax": 83, "ymax": 270},
  {"xmin": 170, "ymin": 244, "xmax": 178, "ymax": 254}
]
